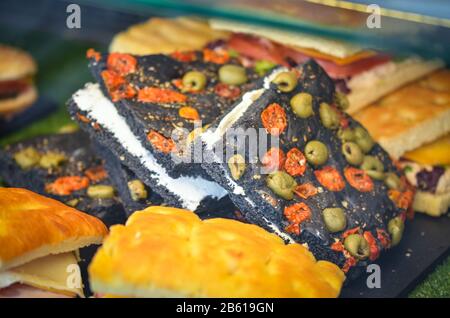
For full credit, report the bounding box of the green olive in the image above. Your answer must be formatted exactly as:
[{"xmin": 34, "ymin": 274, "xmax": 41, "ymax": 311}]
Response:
[
  {"xmin": 334, "ymin": 92, "xmax": 350, "ymax": 110},
  {"xmin": 39, "ymin": 152, "xmax": 67, "ymax": 169},
  {"xmin": 337, "ymin": 128, "xmax": 355, "ymax": 142},
  {"xmin": 384, "ymin": 172, "xmax": 401, "ymax": 190},
  {"xmin": 360, "ymin": 155, "xmax": 384, "ymax": 180},
  {"xmin": 254, "ymin": 60, "xmax": 276, "ymax": 76},
  {"xmin": 266, "ymin": 171, "xmax": 297, "ymax": 200},
  {"xmin": 354, "ymin": 126, "xmax": 375, "ymax": 153},
  {"xmin": 322, "ymin": 208, "xmax": 347, "ymax": 233},
  {"xmin": 319, "ymin": 102, "xmax": 340, "ymax": 129},
  {"xmin": 218, "ymin": 64, "xmax": 247, "ymax": 86},
  {"xmin": 66, "ymin": 198, "xmax": 79, "ymax": 207},
  {"xmin": 87, "ymin": 185, "xmax": 115, "ymax": 199},
  {"xmin": 342, "ymin": 142, "xmax": 364, "ymax": 166},
  {"xmin": 290, "ymin": 92, "xmax": 313, "ymax": 118},
  {"xmin": 272, "ymin": 71, "xmax": 297, "ymax": 92},
  {"xmin": 305, "ymin": 140, "xmax": 329, "ymax": 166},
  {"xmin": 344, "ymin": 234, "xmax": 370, "ymax": 260},
  {"xmin": 127, "ymin": 179, "xmax": 148, "ymax": 201},
  {"xmin": 388, "ymin": 216, "xmax": 404, "ymax": 247},
  {"xmin": 182, "ymin": 71, "xmax": 207, "ymax": 92},
  {"xmin": 228, "ymin": 154, "xmax": 246, "ymax": 180},
  {"xmin": 14, "ymin": 147, "xmax": 41, "ymax": 170}
]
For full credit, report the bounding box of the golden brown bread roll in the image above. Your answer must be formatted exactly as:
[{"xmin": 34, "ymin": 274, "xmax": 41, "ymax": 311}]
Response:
[{"xmin": 89, "ymin": 206, "xmax": 345, "ymax": 298}]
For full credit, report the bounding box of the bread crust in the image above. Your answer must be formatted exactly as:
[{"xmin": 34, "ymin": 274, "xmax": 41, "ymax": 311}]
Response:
[
  {"xmin": 89, "ymin": 206, "xmax": 345, "ymax": 298},
  {"xmin": 0, "ymin": 84, "xmax": 37, "ymax": 116},
  {"xmin": 0, "ymin": 188, "xmax": 108, "ymax": 271},
  {"xmin": 0, "ymin": 45, "xmax": 37, "ymax": 81}
]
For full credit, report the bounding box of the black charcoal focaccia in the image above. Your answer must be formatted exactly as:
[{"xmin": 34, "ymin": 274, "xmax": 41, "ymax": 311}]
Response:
[
  {"xmin": 201, "ymin": 60, "xmax": 414, "ymax": 273},
  {"xmin": 92, "ymin": 141, "xmax": 239, "ymax": 219},
  {"xmin": 67, "ymin": 49, "xmax": 262, "ymax": 211},
  {"xmin": 0, "ymin": 131, "xmax": 127, "ymax": 226}
]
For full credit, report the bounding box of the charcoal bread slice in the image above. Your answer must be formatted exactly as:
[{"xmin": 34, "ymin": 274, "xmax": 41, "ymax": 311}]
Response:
[
  {"xmin": 68, "ymin": 83, "xmax": 228, "ymax": 211},
  {"xmin": 0, "ymin": 131, "xmax": 127, "ymax": 226},
  {"xmin": 201, "ymin": 60, "xmax": 413, "ymax": 272}
]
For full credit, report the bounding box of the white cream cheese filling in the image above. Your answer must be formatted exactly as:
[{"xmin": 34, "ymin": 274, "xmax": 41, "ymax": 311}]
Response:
[{"xmin": 73, "ymin": 83, "xmax": 227, "ymax": 211}]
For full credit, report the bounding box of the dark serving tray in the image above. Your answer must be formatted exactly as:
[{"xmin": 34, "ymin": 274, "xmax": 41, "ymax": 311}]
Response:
[{"xmin": 341, "ymin": 213, "xmax": 450, "ymax": 298}]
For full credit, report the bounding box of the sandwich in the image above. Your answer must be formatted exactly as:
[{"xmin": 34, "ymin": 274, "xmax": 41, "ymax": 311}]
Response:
[
  {"xmin": 0, "ymin": 131, "xmax": 127, "ymax": 226},
  {"xmin": 0, "ymin": 188, "xmax": 108, "ymax": 298},
  {"xmin": 200, "ymin": 60, "xmax": 413, "ymax": 274},
  {"xmin": 0, "ymin": 44, "xmax": 38, "ymax": 117},
  {"xmin": 68, "ymin": 49, "xmax": 262, "ymax": 211},
  {"xmin": 355, "ymin": 69, "xmax": 450, "ymax": 216},
  {"xmin": 88, "ymin": 206, "xmax": 345, "ymax": 298}
]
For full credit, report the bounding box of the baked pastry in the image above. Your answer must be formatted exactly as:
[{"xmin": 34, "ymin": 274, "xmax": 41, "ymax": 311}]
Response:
[
  {"xmin": 89, "ymin": 206, "xmax": 345, "ymax": 298},
  {"xmin": 0, "ymin": 131, "xmax": 127, "ymax": 226},
  {"xmin": 201, "ymin": 60, "xmax": 413, "ymax": 273},
  {"xmin": 355, "ymin": 70, "xmax": 450, "ymax": 216},
  {"xmin": 68, "ymin": 49, "xmax": 262, "ymax": 210},
  {"xmin": 109, "ymin": 17, "xmax": 229, "ymax": 55},
  {"xmin": 0, "ymin": 44, "xmax": 38, "ymax": 117},
  {"xmin": 0, "ymin": 188, "xmax": 107, "ymax": 297}
]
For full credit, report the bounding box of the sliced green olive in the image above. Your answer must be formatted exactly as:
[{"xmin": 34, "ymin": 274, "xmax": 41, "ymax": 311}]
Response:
[
  {"xmin": 334, "ymin": 92, "xmax": 350, "ymax": 110},
  {"xmin": 322, "ymin": 208, "xmax": 347, "ymax": 233},
  {"xmin": 388, "ymin": 216, "xmax": 404, "ymax": 247},
  {"xmin": 342, "ymin": 142, "xmax": 364, "ymax": 166},
  {"xmin": 254, "ymin": 60, "xmax": 276, "ymax": 76},
  {"xmin": 228, "ymin": 154, "xmax": 246, "ymax": 180},
  {"xmin": 218, "ymin": 64, "xmax": 247, "ymax": 86},
  {"xmin": 360, "ymin": 155, "xmax": 384, "ymax": 180},
  {"xmin": 127, "ymin": 179, "xmax": 148, "ymax": 201},
  {"xmin": 384, "ymin": 172, "xmax": 401, "ymax": 190},
  {"xmin": 272, "ymin": 71, "xmax": 297, "ymax": 92},
  {"xmin": 344, "ymin": 234, "xmax": 370, "ymax": 260},
  {"xmin": 87, "ymin": 185, "xmax": 115, "ymax": 199},
  {"xmin": 305, "ymin": 140, "xmax": 329, "ymax": 166},
  {"xmin": 290, "ymin": 92, "xmax": 313, "ymax": 118},
  {"xmin": 354, "ymin": 126, "xmax": 374, "ymax": 153},
  {"xmin": 266, "ymin": 171, "xmax": 297, "ymax": 200},
  {"xmin": 182, "ymin": 71, "xmax": 207, "ymax": 92},
  {"xmin": 66, "ymin": 198, "xmax": 79, "ymax": 207},
  {"xmin": 319, "ymin": 102, "xmax": 340, "ymax": 129},
  {"xmin": 39, "ymin": 152, "xmax": 67, "ymax": 169},
  {"xmin": 337, "ymin": 128, "xmax": 355, "ymax": 142},
  {"xmin": 14, "ymin": 147, "xmax": 41, "ymax": 170}
]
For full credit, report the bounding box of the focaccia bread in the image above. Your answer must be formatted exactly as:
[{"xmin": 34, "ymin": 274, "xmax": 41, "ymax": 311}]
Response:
[
  {"xmin": 109, "ymin": 17, "xmax": 229, "ymax": 55},
  {"xmin": 354, "ymin": 69, "xmax": 450, "ymax": 159},
  {"xmin": 0, "ymin": 188, "xmax": 107, "ymax": 271},
  {"xmin": 89, "ymin": 206, "xmax": 345, "ymax": 298}
]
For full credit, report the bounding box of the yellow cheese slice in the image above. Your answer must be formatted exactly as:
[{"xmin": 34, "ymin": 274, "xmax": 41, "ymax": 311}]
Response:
[
  {"xmin": 403, "ymin": 134, "xmax": 450, "ymax": 165},
  {"xmin": 0, "ymin": 252, "xmax": 84, "ymax": 297}
]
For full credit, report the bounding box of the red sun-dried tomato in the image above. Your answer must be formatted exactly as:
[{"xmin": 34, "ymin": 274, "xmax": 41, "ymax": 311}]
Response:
[
  {"xmin": 101, "ymin": 70, "xmax": 136, "ymax": 102},
  {"xmin": 203, "ymin": 48, "xmax": 230, "ymax": 64},
  {"xmin": 342, "ymin": 256, "xmax": 357, "ymax": 273},
  {"xmin": 86, "ymin": 48, "xmax": 101, "ymax": 62},
  {"xmin": 147, "ymin": 130, "xmax": 176, "ymax": 154},
  {"xmin": 138, "ymin": 87, "xmax": 187, "ymax": 104},
  {"xmin": 388, "ymin": 188, "xmax": 414, "ymax": 210},
  {"xmin": 294, "ymin": 183, "xmax": 318, "ymax": 199},
  {"xmin": 363, "ymin": 231, "xmax": 380, "ymax": 261},
  {"xmin": 45, "ymin": 176, "xmax": 90, "ymax": 196},
  {"xmin": 342, "ymin": 227, "xmax": 360, "ymax": 239},
  {"xmin": 107, "ymin": 53, "xmax": 137, "ymax": 76},
  {"xmin": 171, "ymin": 51, "xmax": 197, "ymax": 62},
  {"xmin": 76, "ymin": 113, "xmax": 90, "ymax": 124},
  {"xmin": 284, "ymin": 148, "xmax": 307, "ymax": 177},
  {"xmin": 261, "ymin": 147, "xmax": 285, "ymax": 172},
  {"xmin": 214, "ymin": 83, "xmax": 241, "ymax": 99},
  {"xmin": 284, "ymin": 202, "xmax": 311, "ymax": 226},
  {"xmin": 331, "ymin": 241, "xmax": 344, "ymax": 252},
  {"xmin": 376, "ymin": 228, "xmax": 391, "ymax": 248},
  {"xmin": 344, "ymin": 167, "xmax": 374, "ymax": 192},
  {"xmin": 261, "ymin": 103, "xmax": 287, "ymax": 136},
  {"xmin": 314, "ymin": 166, "xmax": 345, "ymax": 191},
  {"xmin": 85, "ymin": 165, "xmax": 108, "ymax": 183},
  {"xmin": 285, "ymin": 223, "xmax": 300, "ymax": 235},
  {"xmin": 179, "ymin": 106, "xmax": 200, "ymax": 121}
]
